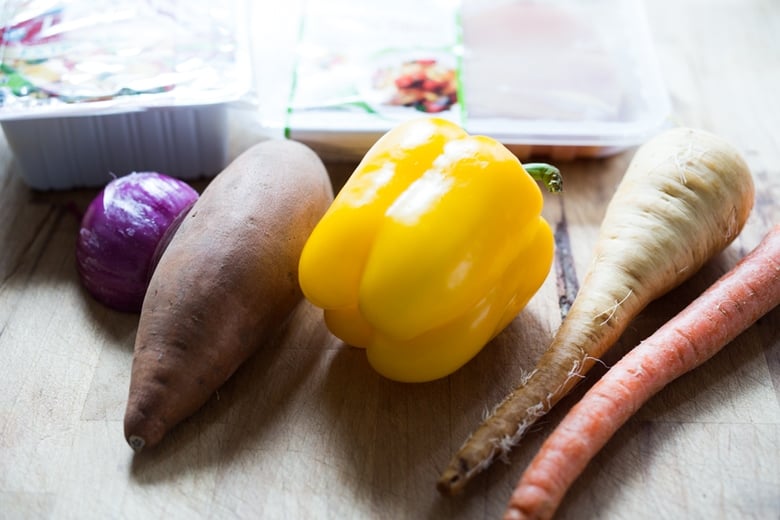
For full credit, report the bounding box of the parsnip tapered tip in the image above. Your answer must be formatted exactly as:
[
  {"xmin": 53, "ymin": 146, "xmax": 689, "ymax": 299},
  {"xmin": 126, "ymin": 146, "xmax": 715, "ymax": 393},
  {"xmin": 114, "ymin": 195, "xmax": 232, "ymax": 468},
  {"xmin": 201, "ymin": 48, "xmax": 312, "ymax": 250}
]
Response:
[{"xmin": 436, "ymin": 466, "xmax": 466, "ymax": 496}]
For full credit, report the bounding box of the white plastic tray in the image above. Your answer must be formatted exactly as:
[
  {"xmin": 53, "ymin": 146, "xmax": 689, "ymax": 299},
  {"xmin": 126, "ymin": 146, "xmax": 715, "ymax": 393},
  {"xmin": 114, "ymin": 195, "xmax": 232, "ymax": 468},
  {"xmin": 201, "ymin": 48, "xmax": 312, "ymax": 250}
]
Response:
[
  {"xmin": 0, "ymin": 1, "xmax": 249, "ymax": 190},
  {"xmin": 263, "ymin": 0, "xmax": 670, "ymax": 161}
]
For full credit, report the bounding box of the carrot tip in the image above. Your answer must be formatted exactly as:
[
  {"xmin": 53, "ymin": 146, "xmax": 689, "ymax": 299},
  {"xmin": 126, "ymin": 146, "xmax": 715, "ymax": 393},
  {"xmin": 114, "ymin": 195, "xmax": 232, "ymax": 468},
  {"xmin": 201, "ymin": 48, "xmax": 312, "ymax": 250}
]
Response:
[{"xmin": 128, "ymin": 435, "xmax": 146, "ymax": 453}]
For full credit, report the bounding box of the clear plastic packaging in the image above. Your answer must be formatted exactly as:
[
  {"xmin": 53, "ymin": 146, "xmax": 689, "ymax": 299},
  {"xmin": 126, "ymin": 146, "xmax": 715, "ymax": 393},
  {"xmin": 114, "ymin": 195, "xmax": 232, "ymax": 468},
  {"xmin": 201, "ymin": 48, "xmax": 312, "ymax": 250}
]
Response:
[
  {"xmin": 270, "ymin": 0, "xmax": 671, "ymax": 161},
  {"xmin": 0, "ymin": 0, "xmax": 250, "ymax": 189},
  {"xmin": 2, "ymin": 0, "xmax": 670, "ymax": 189}
]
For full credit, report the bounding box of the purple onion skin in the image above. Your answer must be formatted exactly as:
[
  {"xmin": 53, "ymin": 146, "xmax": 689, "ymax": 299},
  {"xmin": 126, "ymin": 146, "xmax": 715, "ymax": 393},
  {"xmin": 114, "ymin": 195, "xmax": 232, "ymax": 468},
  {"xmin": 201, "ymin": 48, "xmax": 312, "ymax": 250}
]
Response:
[{"xmin": 76, "ymin": 172, "xmax": 199, "ymax": 313}]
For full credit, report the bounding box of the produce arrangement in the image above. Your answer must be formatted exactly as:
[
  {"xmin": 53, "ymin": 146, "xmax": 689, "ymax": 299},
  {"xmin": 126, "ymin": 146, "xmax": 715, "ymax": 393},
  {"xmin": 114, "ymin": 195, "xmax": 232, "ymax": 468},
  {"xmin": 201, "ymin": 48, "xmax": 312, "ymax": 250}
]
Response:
[
  {"xmin": 3, "ymin": 0, "xmax": 778, "ymax": 518},
  {"xmin": 73, "ymin": 119, "xmax": 778, "ymax": 517},
  {"xmin": 504, "ymin": 223, "xmax": 780, "ymax": 520},
  {"xmin": 121, "ymin": 140, "xmax": 333, "ymax": 451},
  {"xmin": 438, "ymin": 127, "xmax": 758, "ymax": 496}
]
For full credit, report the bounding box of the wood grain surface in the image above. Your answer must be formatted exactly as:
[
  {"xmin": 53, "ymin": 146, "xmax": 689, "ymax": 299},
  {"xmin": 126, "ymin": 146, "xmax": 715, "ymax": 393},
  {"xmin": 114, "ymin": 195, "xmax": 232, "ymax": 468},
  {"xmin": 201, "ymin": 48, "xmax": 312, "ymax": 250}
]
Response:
[{"xmin": 1, "ymin": 1, "xmax": 779, "ymax": 519}]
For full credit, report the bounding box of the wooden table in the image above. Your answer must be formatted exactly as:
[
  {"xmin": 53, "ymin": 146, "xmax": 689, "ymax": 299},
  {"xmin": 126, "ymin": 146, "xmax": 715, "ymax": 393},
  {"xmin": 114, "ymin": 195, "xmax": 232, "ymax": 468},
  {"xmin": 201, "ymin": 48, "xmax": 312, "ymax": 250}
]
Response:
[{"xmin": 2, "ymin": 1, "xmax": 778, "ymax": 519}]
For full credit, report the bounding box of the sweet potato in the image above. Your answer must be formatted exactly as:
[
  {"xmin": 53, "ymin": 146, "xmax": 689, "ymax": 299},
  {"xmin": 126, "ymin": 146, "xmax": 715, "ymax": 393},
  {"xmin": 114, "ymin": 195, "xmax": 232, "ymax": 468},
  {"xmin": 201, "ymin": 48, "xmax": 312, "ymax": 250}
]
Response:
[{"xmin": 123, "ymin": 140, "xmax": 334, "ymax": 452}]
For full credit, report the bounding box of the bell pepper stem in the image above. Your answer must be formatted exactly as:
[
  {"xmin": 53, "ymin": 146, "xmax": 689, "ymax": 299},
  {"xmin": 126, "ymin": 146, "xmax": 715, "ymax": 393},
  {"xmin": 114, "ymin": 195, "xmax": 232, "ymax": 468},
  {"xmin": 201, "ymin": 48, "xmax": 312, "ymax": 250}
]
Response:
[{"xmin": 524, "ymin": 163, "xmax": 563, "ymax": 193}]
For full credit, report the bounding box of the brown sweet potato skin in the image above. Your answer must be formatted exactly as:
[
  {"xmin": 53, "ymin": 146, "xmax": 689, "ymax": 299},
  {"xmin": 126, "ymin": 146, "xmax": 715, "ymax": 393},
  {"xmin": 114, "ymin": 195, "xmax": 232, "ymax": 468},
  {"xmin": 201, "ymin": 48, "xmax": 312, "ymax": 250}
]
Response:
[{"xmin": 123, "ymin": 140, "xmax": 334, "ymax": 452}]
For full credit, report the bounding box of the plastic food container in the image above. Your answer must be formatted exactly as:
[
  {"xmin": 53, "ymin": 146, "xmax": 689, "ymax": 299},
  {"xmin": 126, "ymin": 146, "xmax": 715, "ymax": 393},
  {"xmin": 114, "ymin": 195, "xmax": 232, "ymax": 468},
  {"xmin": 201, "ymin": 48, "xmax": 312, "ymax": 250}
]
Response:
[
  {"xmin": 2, "ymin": 0, "xmax": 670, "ymax": 190},
  {"xmin": 267, "ymin": 0, "xmax": 670, "ymax": 161},
  {"xmin": 0, "ymin": 1, "xmax": 249, "ymax": 190}
]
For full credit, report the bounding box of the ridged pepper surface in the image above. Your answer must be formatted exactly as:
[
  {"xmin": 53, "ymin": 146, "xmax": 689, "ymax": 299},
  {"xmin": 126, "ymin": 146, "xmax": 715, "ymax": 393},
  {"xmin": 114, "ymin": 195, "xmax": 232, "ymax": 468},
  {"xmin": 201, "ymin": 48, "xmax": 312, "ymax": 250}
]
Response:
[{"xmin": 299, "ymin": 117, "xmax": 561, "ymax": 382}]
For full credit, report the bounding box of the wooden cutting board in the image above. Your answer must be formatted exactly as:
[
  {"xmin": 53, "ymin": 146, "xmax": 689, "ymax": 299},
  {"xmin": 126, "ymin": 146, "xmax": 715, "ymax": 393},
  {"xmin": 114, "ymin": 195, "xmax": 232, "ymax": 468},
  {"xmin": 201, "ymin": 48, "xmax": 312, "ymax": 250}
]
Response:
[{"xmin": 1, "ymin": 1, "xmax": 779, "ymax": 519}]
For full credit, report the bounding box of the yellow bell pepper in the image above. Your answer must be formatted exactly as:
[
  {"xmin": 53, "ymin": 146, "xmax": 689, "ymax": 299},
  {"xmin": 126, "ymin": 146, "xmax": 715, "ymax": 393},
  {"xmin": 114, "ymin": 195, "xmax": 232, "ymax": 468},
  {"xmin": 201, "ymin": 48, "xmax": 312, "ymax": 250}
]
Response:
[{"xmin": 298, "ymin": 117, "xmax": 561, "ymax": 382}]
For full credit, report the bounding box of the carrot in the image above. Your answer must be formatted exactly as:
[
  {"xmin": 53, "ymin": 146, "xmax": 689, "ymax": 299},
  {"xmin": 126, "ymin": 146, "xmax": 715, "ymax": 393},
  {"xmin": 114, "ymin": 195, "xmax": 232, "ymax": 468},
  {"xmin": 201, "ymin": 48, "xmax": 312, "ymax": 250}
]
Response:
[
  {"xmin": 504, "ymin": 224, "xmax": 780, "ymax": 520},
  {"xmin": 123, "ymin": 140, "xmax": 334, "ymax": 452},
  {"xmin": 437, "ymin": 127, "xmax": 755, "ymax": 494}
]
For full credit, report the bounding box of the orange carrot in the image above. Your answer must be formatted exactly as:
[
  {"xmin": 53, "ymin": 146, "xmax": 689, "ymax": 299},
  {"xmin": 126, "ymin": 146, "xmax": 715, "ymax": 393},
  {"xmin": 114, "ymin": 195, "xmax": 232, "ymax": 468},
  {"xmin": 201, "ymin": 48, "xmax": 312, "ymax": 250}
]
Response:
[
  {"xmin": 437, "ymin": 127, "xmax": 755, "ymax": 495},
  {"xmin": 504, "ymin": 224, "xmax": 780, "ymax": 520}
]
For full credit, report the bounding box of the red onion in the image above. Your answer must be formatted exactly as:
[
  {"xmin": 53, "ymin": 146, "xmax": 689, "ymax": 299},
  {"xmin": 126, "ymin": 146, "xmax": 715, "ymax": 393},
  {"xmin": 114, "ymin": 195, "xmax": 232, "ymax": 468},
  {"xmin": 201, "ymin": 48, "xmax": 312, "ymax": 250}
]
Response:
[{"xmin": 76, "ymin": 172, "xmax": 199, "ymax": 313}]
